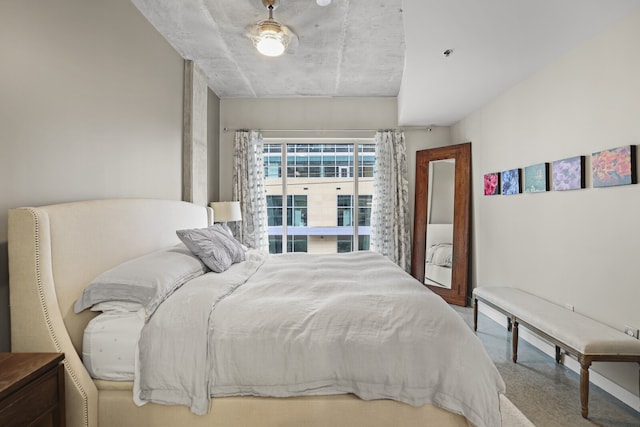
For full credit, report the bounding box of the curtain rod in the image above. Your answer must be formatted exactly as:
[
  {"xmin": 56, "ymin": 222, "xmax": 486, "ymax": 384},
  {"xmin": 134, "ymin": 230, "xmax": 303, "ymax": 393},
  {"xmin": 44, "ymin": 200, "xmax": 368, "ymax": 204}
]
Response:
[{"xmin": 222, "ymin": 127, "xmax": 433, "ymax": 133}]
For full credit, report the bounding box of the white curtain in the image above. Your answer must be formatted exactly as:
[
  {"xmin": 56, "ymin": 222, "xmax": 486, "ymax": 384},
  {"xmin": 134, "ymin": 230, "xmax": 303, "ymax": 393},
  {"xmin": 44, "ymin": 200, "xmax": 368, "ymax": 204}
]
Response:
[
  {"xmin": 232, "ymin": 130, "xmax": 269, "ymax": 251},
  {"xmin": 370, "ymin": 130, "xmax": 411, "ymax": 271}
]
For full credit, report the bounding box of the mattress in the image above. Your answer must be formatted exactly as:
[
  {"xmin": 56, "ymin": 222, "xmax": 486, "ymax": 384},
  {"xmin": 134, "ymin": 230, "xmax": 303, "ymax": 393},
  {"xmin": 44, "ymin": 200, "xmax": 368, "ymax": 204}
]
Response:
[
  {"xmin": 424, "ymin": 263, "xmax": 452, "ymax": 288},
  {"xmin": 82, "ymin": 309, "xmax": 144, "ymax": 381}
]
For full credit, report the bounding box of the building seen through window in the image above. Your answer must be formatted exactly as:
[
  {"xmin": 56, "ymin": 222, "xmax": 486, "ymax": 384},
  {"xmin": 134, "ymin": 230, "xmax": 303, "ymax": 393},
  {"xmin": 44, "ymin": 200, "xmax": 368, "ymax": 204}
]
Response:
[{"xmin": 264, "ymin": 141, "xmax": 375, "ymax": 254}]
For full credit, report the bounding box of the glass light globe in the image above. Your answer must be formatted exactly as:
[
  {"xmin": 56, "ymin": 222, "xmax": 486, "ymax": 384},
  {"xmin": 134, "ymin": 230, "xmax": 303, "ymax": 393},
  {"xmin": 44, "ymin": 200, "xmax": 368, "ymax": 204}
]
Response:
[
  {"xmin": 316, "ymin": 0, "xmax": 331, "ymax": 5},
  {"xmin": 256, "ymin": 31, "xmax": 286, "ymax": 57}
]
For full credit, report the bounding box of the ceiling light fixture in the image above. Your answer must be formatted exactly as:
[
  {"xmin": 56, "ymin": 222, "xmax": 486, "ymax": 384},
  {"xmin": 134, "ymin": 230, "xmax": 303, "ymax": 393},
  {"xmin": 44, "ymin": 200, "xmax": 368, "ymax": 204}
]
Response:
[
  {"xmin": 316, "ymin": 0, "xmax": 332, "ymax": 6},
  {"xmin": 252, "ymin": 0, "xmax": 294, "ymax": 57}
]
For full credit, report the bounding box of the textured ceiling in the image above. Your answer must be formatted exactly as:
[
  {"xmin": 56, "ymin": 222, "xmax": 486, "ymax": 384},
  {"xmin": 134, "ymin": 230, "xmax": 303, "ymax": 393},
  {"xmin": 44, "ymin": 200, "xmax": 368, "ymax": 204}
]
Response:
[
  {"xmin": 130, "ymin": 0, "xmax": 405, "ymax": 98},
  {"xmin": 130, "ymin": 0, "xmax": 640, "ymax": 125}
]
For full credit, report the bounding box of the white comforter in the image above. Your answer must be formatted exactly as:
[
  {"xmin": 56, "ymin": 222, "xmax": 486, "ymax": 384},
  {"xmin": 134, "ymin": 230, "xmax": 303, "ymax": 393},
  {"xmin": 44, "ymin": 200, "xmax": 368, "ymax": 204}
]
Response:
[{"xmin": 134, "ymin": 250, "xmax": 505, "ymax": 427}]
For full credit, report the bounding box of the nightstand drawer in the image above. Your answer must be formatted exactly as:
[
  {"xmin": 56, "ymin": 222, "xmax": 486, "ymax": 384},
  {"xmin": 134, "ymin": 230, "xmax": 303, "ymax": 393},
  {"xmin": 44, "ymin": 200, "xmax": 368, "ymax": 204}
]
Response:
[
  {"xmin": 0, "ymin": 366, "xmax": 60, "ymax": 426},
  {"xmin": 0, "ymin": 353, "xmax": 65, "ymax": 427}
]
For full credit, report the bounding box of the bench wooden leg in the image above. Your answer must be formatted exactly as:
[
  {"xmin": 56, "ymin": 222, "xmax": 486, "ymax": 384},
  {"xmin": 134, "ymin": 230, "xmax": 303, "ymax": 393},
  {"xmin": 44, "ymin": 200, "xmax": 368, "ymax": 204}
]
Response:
[
  {"xmin": 473, "ymin": 298, "xmax": 478, "ymax": 331},
  {"xmin": 512, "ymin": 319, "xmax": 519, "ymax": 363},
  {"xmin": 555, "ymin": 346, "xmax": 561, "ymax": 364},
  {"xmin": 580, "ymin": 356, "xmax": 593, "ymax": 418}
]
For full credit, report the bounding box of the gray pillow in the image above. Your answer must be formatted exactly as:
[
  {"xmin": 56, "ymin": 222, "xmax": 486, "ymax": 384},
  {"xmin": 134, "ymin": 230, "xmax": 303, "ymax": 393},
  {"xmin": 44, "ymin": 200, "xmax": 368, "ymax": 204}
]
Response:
[
  {"xmin": 176, "ymin": 224, "xmax": 246, "ymax": 273},
  {"xmin": 74, "ymin": 244, "xmax": 207, "ymax": 317}
]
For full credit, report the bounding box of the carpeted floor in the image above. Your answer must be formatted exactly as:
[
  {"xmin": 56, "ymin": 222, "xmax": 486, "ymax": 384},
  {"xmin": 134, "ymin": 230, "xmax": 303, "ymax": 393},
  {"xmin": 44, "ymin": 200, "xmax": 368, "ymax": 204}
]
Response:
[{"xmin": 452, "ymin": 305, "xmax": 640, "ymax": 427}]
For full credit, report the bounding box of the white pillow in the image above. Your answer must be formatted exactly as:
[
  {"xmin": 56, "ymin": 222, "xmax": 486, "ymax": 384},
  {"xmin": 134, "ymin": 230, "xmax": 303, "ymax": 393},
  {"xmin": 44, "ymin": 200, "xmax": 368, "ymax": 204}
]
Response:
[
  {"xmin": 90, "ymin": 301, "xmax": 144, "ymax": 313},
  {"xmin": 74, "ymin": 244, "xmax": 207, "ymax": 317},
  {"xmin": 176, "ymin": 224, "xmax": 246, "ymax": 273},
  {"xmin": 426, "ymin": 243, "xmax": 453, "ymax": 267}
]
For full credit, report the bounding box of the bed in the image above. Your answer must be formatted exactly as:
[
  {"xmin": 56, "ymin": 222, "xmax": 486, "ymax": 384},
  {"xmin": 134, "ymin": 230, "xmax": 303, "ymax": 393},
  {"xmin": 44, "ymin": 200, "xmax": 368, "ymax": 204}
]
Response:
[
  {"xmin": 8, "ymin": 199, "xmax": 504, "ymax": 427},
  {"xmin": 424, "ymin": 224, "xmax": 454, "ymax": 288}
]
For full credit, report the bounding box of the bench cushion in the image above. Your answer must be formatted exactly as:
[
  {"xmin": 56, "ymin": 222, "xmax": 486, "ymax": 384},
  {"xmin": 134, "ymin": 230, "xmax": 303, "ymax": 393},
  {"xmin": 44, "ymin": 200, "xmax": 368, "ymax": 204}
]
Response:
[{"xmin": 473, "ymin": 287, "xmax": 640, "ymax": 356}]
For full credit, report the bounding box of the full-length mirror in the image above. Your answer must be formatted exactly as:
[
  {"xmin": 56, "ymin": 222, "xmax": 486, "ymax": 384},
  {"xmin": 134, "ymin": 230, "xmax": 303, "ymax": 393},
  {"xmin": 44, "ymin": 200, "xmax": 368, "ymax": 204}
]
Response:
[
  {"xmin": 412, "ymin": 142, "xmax": 471, "ymax": 306},
  {"xmin": 425, "ymin": 159, "xmax": 455, "ymax": 289}
]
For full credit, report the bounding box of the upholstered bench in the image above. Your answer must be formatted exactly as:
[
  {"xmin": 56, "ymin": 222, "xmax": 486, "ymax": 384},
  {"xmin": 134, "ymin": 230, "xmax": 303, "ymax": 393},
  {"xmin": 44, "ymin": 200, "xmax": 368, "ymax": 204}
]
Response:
[{"xmin": 472, "ymin": 286, "xmax": 640, "ymax": 419}]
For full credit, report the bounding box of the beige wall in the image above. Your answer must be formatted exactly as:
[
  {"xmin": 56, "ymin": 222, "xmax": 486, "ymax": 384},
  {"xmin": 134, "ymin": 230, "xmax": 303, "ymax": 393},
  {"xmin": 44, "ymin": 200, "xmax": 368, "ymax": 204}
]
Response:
[
  {"xmin": 0, "ymin": 0, "xmax": 186, "ymax": 350},
  {"xmin": 452, "ymin": 10, "xmax": 640, "ymax": 395}
]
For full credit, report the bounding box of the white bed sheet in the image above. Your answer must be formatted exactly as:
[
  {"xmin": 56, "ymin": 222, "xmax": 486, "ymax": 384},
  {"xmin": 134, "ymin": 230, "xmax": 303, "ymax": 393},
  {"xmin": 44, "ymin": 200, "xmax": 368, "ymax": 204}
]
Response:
[{"xmin": 82, "ymin": 310, "xmax": 144, "ymax": 381}]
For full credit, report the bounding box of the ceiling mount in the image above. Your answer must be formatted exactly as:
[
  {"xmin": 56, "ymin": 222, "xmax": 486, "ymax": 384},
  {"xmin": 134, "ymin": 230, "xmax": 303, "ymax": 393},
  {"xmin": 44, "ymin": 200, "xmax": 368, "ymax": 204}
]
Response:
[
  {"xmin": 261, "ymin": 0, "xmax": 279, "ymax": 10},
  {"xmin": 249, "ymin": 0, "xmax": 296, "ymax": 57}
]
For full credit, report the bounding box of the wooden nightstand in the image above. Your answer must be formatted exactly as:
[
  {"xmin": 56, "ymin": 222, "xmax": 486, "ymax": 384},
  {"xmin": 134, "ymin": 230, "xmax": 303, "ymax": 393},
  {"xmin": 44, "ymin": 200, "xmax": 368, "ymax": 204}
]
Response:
[{"xmin": 0, "ymin": 353, "xmax": 65, "ymax": 427}]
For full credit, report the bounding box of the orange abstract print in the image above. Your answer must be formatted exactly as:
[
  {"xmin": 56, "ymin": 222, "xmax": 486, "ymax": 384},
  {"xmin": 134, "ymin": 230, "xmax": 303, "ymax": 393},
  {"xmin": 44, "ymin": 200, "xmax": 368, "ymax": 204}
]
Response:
[{"xmin": 592, "ymin": 145, "xmax": 635, "ymax": 188}]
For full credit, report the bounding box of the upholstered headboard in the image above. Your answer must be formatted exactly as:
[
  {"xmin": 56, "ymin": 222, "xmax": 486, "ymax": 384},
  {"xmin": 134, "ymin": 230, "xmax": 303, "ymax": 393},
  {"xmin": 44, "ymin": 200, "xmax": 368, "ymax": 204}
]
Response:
[{"xmin": 8, "ymin": 199, "xmax": 212, "ymax": 427}]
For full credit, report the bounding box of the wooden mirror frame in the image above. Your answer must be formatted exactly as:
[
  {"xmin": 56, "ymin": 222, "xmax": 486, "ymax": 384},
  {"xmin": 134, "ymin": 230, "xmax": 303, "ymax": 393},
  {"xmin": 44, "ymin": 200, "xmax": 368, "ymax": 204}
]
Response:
[{"xmin": 412, "ymin": 142, "xmax": 471, "ymax": 306}]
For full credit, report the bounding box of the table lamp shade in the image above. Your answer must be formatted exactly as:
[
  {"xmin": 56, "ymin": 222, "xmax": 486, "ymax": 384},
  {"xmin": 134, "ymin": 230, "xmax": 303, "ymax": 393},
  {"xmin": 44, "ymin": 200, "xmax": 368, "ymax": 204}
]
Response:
[{"xmin": 210, "ymin": 201, "xmax": 242, "ymax": 223}]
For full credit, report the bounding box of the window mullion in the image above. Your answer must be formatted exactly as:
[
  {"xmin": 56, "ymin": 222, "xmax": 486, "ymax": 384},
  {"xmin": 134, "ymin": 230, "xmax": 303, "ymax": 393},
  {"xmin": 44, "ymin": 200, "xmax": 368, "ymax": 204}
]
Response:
[
  {"xmin": 353, "ymin": 142, "xmax": 359, "ymax": 250},
  {"xmin": 281, "ymin": 142, "xmax": 288, "ymax": 253}
]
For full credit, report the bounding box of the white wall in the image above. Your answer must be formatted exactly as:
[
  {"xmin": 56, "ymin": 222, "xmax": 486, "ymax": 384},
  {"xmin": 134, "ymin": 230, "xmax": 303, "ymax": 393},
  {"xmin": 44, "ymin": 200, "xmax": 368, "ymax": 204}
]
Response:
[
  {"xmin": 452, "ymin": 10, "xmax": 640, "ymax": 396},
  {"xmin": 0, "ymin": 0, "xmax": 185, "ymax": 351}
]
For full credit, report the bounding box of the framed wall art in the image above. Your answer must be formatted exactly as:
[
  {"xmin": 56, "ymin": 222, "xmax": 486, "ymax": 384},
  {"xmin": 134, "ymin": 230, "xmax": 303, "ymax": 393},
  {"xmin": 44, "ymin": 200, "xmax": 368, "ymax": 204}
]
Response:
[
  {"xmin": 483, "ymin": 172, "xmax": 500, "ymax": 196},
  {"xmin": 501, "ymin": 168, "xmax": 521, "ymax": 195},
  {"xmin": 592, "ymin": 145, "xmax": 637, "ymax": 188},
  {"xmin": 524, "ymin": 163, "xmax": 549, "ymax": 193},
  {"xmin": 552, "ymin": 156, "xmax": 585, "ymax": 191}
]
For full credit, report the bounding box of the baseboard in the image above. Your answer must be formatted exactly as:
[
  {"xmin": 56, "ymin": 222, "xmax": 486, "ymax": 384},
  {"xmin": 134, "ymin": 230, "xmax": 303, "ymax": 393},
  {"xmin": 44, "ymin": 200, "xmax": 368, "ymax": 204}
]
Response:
[{"xmin": 477, "ymin": 303, "xmax": 640, "ymax": 412}]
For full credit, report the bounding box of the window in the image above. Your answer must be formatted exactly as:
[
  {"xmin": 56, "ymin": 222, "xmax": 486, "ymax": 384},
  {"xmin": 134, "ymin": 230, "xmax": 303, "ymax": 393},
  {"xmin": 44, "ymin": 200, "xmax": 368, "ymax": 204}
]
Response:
[
  {"xmin": 269, "ymin": 235, "xmax": 282, "ymax": 253},
  {"xmin": 337, "ymin": 195, "xmax": 372, "ymax": 227},
  {"xmin": 267, "ymin": 195, "xmax": 283, "ymax": 226},
  {"xmin": 359, "ymin": 235, "xmax": 370, "ymax": 251},
  {"xmin": 337, "ymin": 235, "xmax": 371, "ymax": 253},
  {"xmin": 358, "ymin": 195, "xmax": 372, "ymax": 226},
  {"xmin": 269, "ymin": 235, "xmax": 308, "ymax": 254},
  {"xmin": 337, "ymin": 195, "xmax": 352, "ymax": 226},
  {"xmin": 287, "ymin": 235, "xmax": 308, "ymax": 252},
  {"xmin": 358, "ymin": 144, "xmax": 376, "ymax": 178},
  {"xmin": 267, "ymin": 195, "xmax": 307, "ymax": 226},
  {"xmin": 265, "ymin": 141, "xmax": 375, "ymax": 254},
  {"xmin": 337, "ymin": 235, "xmax": 352, "ymax": 253},
  {"xmin": 264, "ymin": 144, "xmax": 282, "ymax": 178},
  {"xmin": 288, "ymin": 195, "xmax": 307, "ymax": 226},
  {"xmin": 265, "ymin": 143, "xmax": 375, "ymax": 180}
]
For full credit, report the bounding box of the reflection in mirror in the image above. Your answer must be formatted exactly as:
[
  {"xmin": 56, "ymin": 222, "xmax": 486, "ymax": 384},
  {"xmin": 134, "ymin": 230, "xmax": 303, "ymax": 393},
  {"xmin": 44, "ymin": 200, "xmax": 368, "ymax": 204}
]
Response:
[{"xmin": 425, "ymin": 159, "xmax": 455, "ymax": 288}]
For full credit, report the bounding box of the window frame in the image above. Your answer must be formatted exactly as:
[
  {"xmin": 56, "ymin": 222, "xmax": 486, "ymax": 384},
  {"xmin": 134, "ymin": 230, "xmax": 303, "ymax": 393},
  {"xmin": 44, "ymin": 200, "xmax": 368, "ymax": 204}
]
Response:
[{"xmin": 264, "ymin": 138, "xmax": 374, "ymax": 254}]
